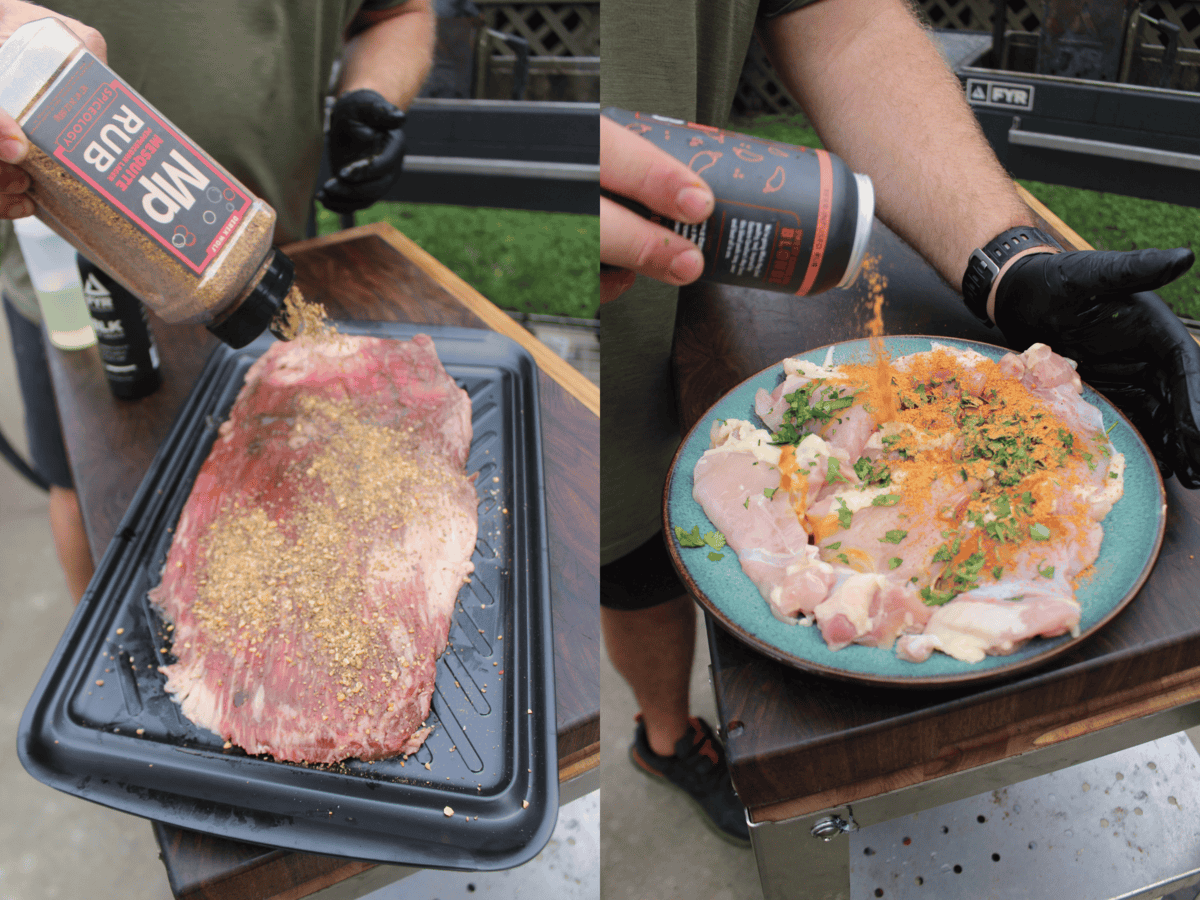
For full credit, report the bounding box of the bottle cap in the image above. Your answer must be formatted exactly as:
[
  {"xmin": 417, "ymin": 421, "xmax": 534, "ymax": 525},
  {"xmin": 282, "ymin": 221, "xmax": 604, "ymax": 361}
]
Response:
[{"xmin": 206, "ymin": 250, "xmax": 294, "ymax": 348}]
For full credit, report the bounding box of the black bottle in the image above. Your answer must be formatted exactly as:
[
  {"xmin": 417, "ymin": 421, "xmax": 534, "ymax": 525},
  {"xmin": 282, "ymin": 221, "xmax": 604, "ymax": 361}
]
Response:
[
  {"xmin": 601, "ymin": 108, "xmax": 875, "ymax": 296},
  {"xmin": 77, "ymin": 254, "xmax": 162, "ymax": 400}
]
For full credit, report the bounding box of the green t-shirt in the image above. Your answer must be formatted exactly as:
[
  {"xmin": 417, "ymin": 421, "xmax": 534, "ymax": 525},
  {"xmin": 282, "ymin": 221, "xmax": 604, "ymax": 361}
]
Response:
[
  {"xmin": 1, "ymin": 0, "xmax": 405, "ymax": 321},
  {"xmin": 600, "ymin": 0, "xmax": 816, "ymax": 565}
]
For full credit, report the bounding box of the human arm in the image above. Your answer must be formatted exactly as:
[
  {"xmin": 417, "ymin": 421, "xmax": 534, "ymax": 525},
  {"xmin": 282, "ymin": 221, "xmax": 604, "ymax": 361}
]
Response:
[
  {"xmin": 757, "ymin": 0, "xmax": 1044, "ymax": 286},
  {"xmin": 599, "ymin": 114, "xmax": 713, "ymax": 302},
  {"xmin": 317, "ymin": 0, "xmax": 436, "ymax": 213},
  {"xmin": 760, "ymin": 0, "xmax": 1200, "ymax": 482},
  {"xmin": 0, "ymin": 1, "xmax": 106, "ymax": 219},
  {"xmin": 339, "ymin": 0, "xmax": 434, "ymax": 111}
]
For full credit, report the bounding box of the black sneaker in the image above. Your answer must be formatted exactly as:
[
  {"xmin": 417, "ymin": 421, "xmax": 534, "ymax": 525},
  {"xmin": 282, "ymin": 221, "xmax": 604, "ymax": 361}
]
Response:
[{"xmin": 629, "ymin": 715, "xmax": 751, "ymax": 847}]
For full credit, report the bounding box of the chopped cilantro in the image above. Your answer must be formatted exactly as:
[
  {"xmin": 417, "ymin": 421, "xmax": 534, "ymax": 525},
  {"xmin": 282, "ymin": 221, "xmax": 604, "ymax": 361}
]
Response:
[
  {"xmin": 836, "ymin": 553, "xmax": 850, "ymax": 564},
  {"xmin": 837, "ymin": 500, "xmax": 853, "ymax": 530},
  {"xmin": 1037, "ymin": 560, "xmax": 1055, "ymax": 578},
  {"xmin": 826, "ymin": 541, "xmax": 842, "ymax": 550},
  {"xmin": 826, "ymin": 457, "xmax": 852, "ymax": 485},
  {"xmin": 881, "ymin": 529, "xmax": 907, "ymax": 544},
  {"xmin": 992, "ymin": 565, "xmax": 1003, "ymax": 580},
  {"xmin": 929, "ymin": 551, "xmax": 987, "ymax": 600},
  {"xmin": 889, "ymin": 557, "xmax": 902, "ymax": 570},
  {"xmin": 770, "ymin": 380, "xmax": 858, "ymax": 445},
  {"xmin": 919, "ymin": 585, "xmax": 956, "ymax": 606},
  {"xmin": 932, "ymin": 535, "xmax": 962, "ymax": 563},
  {"xmin": 764, "ymin": 487, "xmax": 777, "ymax": 500},
  {"xmin": 985, "ymin": 516, "xmax": 1022, "ymax": 544},
  {"xmin": 872, "ymin": 493, "xmax": 901, "ymax": 507},
  {"xmin": 853, "ymin": 456, "xmax": 892, "ymax": 486},
  {"xmin": 675, "ymin": 525, "xmax": 725, "ymax": 552},
  {"xmin": 708, "ymin": 551, "xmax": 724, "ymax": 562},
  {"xmin": 1029, "ymin": 523, "xmax": 1051, "ymax": 541}
]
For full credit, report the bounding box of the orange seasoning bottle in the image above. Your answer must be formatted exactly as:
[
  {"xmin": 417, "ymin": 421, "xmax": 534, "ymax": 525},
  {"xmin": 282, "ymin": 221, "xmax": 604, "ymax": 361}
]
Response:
[
  {"xmin": 602, "ymin": 107, "xmax": 875, "ymax": 296},
  {"xmin": 0, "ymin": 17, "xmax": 294, "ymax": 348}
]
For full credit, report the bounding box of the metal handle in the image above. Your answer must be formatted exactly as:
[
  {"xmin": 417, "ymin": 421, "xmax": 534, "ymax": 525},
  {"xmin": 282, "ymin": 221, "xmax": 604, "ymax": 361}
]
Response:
[
  {"xmin": 1008, "ymin": 116, "xmax": 1200, "ymax": 172},
  {"xmin": 402, "ymin": 155, "xmax": 599, "ymax": 181}
]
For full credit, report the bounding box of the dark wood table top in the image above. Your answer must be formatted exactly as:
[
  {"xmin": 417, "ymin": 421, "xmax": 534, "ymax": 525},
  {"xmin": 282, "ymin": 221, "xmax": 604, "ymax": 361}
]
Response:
[
  {"xmin": 671, "ymin": 190, "xmax": 1200, "ymax": 822},
  {"xmin": 44, "ymin": 223, "xmax": 599, "ymax": 899}
]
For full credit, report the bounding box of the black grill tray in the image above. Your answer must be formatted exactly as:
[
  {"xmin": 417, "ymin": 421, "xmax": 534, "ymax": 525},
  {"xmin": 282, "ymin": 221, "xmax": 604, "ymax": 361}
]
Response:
[{"xmin": 18, "ymin": 321, "xmax": 558, "ymax": 870}]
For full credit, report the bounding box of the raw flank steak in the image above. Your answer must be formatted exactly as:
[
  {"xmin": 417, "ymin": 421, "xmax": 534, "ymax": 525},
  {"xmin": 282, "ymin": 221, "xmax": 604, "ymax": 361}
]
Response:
[{"xmin": 149, "ymin": 333, "xmax": 478, "ymax": 764}]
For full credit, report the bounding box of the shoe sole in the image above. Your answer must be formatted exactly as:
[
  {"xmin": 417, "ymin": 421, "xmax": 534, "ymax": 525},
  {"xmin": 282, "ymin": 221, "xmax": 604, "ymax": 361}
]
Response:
[{"xmin": 627, "ymin": 745, "xmax": 753, "ymax": 849}]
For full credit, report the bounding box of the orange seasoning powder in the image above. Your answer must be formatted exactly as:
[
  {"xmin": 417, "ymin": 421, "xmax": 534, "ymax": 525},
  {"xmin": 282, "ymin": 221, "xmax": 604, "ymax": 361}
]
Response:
[
  {"xmin": 860, "ymin": 253, "xmax": 897, "ymax": 423},
  {"xmin": 825, "ymin": 345, "xmax": 1107, "ymax": 599}
]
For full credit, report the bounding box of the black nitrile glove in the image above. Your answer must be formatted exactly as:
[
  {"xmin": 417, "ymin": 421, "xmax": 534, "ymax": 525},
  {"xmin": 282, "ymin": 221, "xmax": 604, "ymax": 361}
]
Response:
[
  {"xmin": 992, "ymin": 246, "xmax": 1200, "ymax": 485},
  {"xmin": 316, "ymin": 89, "xmax": 406, "ymax": 214}
]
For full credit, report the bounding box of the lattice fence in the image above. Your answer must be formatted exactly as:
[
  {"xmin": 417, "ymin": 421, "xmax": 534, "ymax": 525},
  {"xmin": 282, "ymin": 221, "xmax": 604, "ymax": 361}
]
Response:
[
  {"xmin": 734, "ymin": 1, "xmax": 1200, "ymax": 117},
  {"xmin": 1143, "ymin": 2, "xmax": 1200, "ymax": 50},
  {"xmin": 916, "ymin": 0, "xmax": 1043, "ymax": 32},
  {"xmin": 476, "ymin": 1, "xmax": 599, "ymax": 57},
  {"xmin": 473, "ymin": 1, "xmax": 599, "ymax": 101},
  {"xmin": 734, "ymin": 39, "xmax": 802, "ymax": 116},
  {"xmin": 916, "ymin": 0, "xmax": 1200, "ymax": 49}
]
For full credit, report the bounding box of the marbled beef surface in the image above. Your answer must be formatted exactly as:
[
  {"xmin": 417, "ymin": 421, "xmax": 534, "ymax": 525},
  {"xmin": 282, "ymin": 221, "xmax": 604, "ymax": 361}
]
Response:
[{"xmin": 148, "ymin": 333, "xmax": 477, "ymax": 764}]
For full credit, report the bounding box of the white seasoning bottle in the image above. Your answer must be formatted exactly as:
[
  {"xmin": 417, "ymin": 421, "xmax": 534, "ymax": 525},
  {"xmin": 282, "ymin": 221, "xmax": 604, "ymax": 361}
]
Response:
[{"xmin": 0, "ymin": 17, "xmax": 294, "ymax": 347}]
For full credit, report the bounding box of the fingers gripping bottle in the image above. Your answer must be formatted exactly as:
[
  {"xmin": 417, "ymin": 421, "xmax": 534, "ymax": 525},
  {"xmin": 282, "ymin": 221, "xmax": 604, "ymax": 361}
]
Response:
[
  {"xmin": 602, "ymin": 108, "xmax": 875, "ymax": 296},
  {"xmin": 0, "ymin": 17, "xmax": 294, "ymax": 348}
]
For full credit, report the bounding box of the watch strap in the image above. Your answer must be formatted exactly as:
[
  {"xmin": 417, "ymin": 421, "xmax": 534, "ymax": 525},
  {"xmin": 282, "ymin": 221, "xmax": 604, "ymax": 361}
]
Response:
[{"xmin": 961, "ymin": 226, "xmax": 1061, "ymax": 324}]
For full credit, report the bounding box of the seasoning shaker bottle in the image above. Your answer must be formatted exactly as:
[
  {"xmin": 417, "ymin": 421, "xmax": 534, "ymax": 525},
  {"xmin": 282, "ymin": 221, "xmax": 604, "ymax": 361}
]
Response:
[
  {"xmin": 11, "ymin": 215, "xmax": 95, "ymax": 349},
  {"xmin": 601, "ymin": 108, "xmax": 875, "ymax": 296},
  {"xmin": 0, "ymin": 17, "xmax": 294, "ymax": 348},
  {"xmin": 77, "ymin": 253, "xmax": 162, "ymax": 399}
]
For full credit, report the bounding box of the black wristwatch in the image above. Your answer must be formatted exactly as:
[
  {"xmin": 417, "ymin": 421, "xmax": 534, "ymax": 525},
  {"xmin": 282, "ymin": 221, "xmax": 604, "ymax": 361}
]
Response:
[{"xmin": 961, "ymin": 226, "xmax": 1061, "ymax": 324}]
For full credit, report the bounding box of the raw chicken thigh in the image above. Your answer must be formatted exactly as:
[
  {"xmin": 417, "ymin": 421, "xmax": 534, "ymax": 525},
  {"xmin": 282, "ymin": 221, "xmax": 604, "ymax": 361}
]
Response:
[{"xmin": 690, "ymin": 343, "xmax": 1124, "ymax": 664}]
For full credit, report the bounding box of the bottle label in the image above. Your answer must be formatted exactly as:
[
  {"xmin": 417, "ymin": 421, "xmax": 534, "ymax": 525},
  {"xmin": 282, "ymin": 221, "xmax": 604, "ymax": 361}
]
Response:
[
  {"xmin": 79, "ymin": 260, "xmax": 161, "ymax": 399},
  {"xmin": 601, "ymin": 108, "xmax": 854, "ymax": 296},
  {"xmin": 23, "ymin": 53, "xmax": 253, "ymax": 276}
]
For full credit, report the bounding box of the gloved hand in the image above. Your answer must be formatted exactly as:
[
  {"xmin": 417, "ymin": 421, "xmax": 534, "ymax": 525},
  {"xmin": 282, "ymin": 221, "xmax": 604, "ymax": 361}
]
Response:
[
  {"xmin": 992, "ymin": 246, "xmax": 1200, "ymax": 485},
  {"xmin": 316, "ymin": 89, "xmax": 406, "ymax": 214}
]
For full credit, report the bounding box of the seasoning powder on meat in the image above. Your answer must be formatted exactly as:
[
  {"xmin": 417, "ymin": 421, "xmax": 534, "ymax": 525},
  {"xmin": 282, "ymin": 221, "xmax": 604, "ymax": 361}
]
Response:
[
  {"xmin": 149, "ymin": 329, "xmax": 477, "ymax": 763},
  {"xmin": 692, "ymin": 342, "xmax": 1124, "ymax": 664}
]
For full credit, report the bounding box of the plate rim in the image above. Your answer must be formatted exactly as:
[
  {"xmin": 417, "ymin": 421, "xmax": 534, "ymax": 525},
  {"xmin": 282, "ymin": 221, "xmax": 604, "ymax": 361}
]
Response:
[{"xmin": 663, "ymin": 335, "xmax": 1167, "ymax": 689}]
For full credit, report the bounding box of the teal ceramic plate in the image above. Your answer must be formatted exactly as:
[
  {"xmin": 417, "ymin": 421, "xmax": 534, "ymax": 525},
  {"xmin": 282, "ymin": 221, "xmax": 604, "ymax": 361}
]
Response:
[{"xmin": 664, "ymin": 337, "xmax": 1167, "ymax": 688}]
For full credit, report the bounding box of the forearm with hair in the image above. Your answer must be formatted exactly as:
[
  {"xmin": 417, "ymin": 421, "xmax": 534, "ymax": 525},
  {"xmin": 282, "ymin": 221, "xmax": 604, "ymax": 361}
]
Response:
[
  {"xmin": 339, "ymin": 0, "xmax": 436, "ymax": 110},
  {"xmin": 758, "ymin": 0, "xmax": 1038, "ymax": 287}
]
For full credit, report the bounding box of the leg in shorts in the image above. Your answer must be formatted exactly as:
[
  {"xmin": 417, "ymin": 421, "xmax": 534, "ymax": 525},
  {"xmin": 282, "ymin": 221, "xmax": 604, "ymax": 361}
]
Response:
[
  {"xmin": 600, "ymin": 531, "xmax": 687, "ymax": 611},
  {"xmin": 3, "ymin": 294, "xmax": 73, "ymax": 489}
]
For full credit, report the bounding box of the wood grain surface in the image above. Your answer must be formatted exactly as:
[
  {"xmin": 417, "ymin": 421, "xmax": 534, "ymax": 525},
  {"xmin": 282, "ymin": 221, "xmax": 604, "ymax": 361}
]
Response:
[
  {"xmin": 43, "ymin": 223, "xmax": 598, "ymax": 900},
  {"xmin": 672, "ymin": 213, "xmax": 1200, "ymax": 819}
]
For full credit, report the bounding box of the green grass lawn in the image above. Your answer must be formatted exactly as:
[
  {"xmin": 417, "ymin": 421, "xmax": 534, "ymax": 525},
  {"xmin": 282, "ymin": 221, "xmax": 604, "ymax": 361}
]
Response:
[
  {"xmin": 730, "ymin": 113, "xmax": 1200, "ymax": 319},
  {"xmin": 317, "ymin": 203, "xmax": 600, "ymax": 320},
  {"xmin": 1015, "ymin": 180, "xmax": 1200, "ymax": 319}
]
